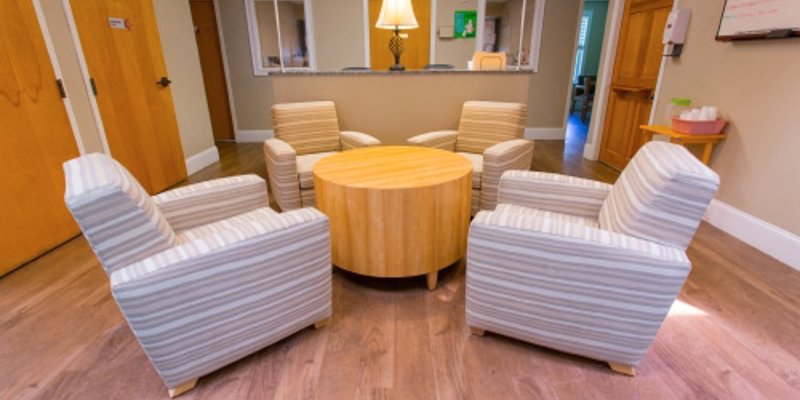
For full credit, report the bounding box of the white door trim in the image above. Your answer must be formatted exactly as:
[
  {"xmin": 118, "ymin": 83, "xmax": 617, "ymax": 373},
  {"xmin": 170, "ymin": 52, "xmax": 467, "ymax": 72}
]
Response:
[
  {"xmin": 32, "ymin": 0, "xmax": 86, "ymax": 155},
  {"xmin": 212, "ymin": 0, "xmax": 241, "ymax": 137},
  {"xmin": 363, "ymin": 0, "xmax": 371, "ymax": 67},
  {"xmin": 60, "ymin": 0, "xmax": 112, "ymax": 156},
  {"xmin": 582, "ymin": 0, "xmax": 625, "ymax": 160}
]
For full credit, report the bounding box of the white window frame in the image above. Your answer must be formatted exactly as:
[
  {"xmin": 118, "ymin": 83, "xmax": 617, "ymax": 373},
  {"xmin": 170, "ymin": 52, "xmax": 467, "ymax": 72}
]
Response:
[
  {"xmin": 573, "ymin": 12, "xmax": 592, "ymax": 82},
  {"xmin": 245, "ymin": 0, "xmax": 316, "ymax": 75},
  {"xmin": 476, "ymin": 0, "xmax": 546, "ymax": 72}
]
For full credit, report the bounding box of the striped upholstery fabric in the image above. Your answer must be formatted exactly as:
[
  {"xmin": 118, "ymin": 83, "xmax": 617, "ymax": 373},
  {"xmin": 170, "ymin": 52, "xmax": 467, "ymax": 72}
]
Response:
[
  {"xmin": 408, "ymin": 130, "xmax": 458, "ymax": 151},
  {"xmin": 272, "ymin": 101, "xmax": 342, "ymax": 155},
  {"xmin": 493, "ymin": 203, "xmax": 600, "ymax": 229},
  {"xmin": 111, "ymin": 208, "xmax": 331, "ymax": 388},
  {"xmin": 152, "ymin": 175, "xmax": 268, "ymax": 231},
  {"xmin": 340, "ymin": 130, "xmax": 381, "ymax": 150},
  {"xmin": 297, "ymin": 152, "xmax": 338, "ymax": 189},
  {"xmin": 63, "ymin": 153, "xmax": 176, "ymax": 275},
  {"xmin": 481, "ymin": 139, "xmax": 535, "ymax": 211},
  {"xmin": 64, "ymin": 153, "xmax": 333, "ymax": 393},
  {"xmin": 499, "ymin": 170, "xmax": 612, "ymax": 219},
  {"xmin": 457, "ymin": 152, "xmax": 483, "ymax": 189},
  {"xmin": 599, "ymin": 142, "xmax": 720, "ymax": 250},
  {"xmin": 467, "ymin": 209, "xmax": 691, "ymax": 366},
  {"xmin": 263, "ymin": 138, "xmax": 302, "ymax": 211},
  {"xmin": 300, "ymin": 189, "xmax": 316, "ymax": 208},
  {"xmin": 455, "ymin": 101, "xmax": 526, "ymax": 154},
  {"xmin": 407, "ymin": 102, "xmax": 532, "ymax": 214},
  {"xmin": 266, "ymin": 102, "xmax": 381, "ymax": 211}
]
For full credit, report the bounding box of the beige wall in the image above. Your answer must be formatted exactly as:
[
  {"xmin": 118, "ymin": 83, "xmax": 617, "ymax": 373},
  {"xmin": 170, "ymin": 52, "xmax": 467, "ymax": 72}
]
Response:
[
  {"xmin": 222, "ymin": 0, "xmax": 580, "ymax": 132},
  {"xmin": 312, "ymin": 0, "xmax": 366, "ymax": 71},
  {"xmin": 652, "ymin": 0, "xmax": 800, "ymax": 235},
  {"xmin": 152, "ymin": 0, "xmax": 215, "ymax": 158},
  {"xmin": 272, "ymin": 74, "xmax": 530, "ymax": 144},
  {"xmin": 37, "ymin": 0, "xmax": 214, "ymax": 160},
  {"xmin": 220, "ymin": 0, "xmax": 275, "ymax": 131},
  {"xmin": 39, "ymin": 0, "xmax": 103, "ymax": 153},
  {"xmin": 526, "ymin": 0, "xmax": 581, "ymax": 127},
  {"xmin": 435, "ymin": 0, "xmax": 478, "ymax": 68}
]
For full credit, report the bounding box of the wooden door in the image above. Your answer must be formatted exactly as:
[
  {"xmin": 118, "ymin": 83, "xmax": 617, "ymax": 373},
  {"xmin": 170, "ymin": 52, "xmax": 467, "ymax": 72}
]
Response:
[
  {"xmin": 369, "ymin": 0, "xmax": 430, "ymax": 71},
  {"xmin": 0, "ymin": 0, "xmax": 80, "ymax": 276},
  {"xmin": 599, "ymin": 0, "xmax": 671, "ymax": 170},
  {"xmin": 69, "ymin": 0, "xmax": 187, "ymax": 193},
  {"xmin": 190, "ymin": 0, "xmax": 234, "ymax": 141}
]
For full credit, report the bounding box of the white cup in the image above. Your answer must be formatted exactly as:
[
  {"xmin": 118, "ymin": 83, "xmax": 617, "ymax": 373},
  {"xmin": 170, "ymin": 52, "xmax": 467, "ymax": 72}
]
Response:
[{"xmin": 706, "ymin": 106, "xmax": 718, "ymax": 120}]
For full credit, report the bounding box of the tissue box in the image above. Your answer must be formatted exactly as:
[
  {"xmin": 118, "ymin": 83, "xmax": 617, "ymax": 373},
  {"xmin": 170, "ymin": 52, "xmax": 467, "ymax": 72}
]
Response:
[{"xmin": 671, "ymin": 118, "xmax": 727, "ymax": 135}]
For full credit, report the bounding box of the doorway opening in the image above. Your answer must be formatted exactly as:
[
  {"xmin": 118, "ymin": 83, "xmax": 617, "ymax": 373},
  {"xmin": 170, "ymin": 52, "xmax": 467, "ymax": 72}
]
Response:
[{"xmin": 565, "ymin": 0, "xmax": 609, "ymax": 153}]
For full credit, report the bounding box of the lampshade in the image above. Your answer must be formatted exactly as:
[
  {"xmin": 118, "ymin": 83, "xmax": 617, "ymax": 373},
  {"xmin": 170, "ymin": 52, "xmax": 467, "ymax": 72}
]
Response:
[{"xmin": 375, "ymin": 0, "xmax": 419, "ymax": 30}]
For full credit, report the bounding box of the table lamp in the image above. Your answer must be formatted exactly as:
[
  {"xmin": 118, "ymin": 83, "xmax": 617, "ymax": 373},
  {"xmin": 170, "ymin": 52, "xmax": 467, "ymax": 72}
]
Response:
[{"xmin": 375, "ymin": 0, "xmax": 419, "ymax": 71}]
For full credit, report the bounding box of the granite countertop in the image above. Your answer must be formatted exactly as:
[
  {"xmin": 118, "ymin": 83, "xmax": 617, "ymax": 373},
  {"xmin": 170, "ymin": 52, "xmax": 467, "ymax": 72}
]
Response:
[{"xmin": 268, "ymin": 68, "xmax": 535, "ymax": 76}]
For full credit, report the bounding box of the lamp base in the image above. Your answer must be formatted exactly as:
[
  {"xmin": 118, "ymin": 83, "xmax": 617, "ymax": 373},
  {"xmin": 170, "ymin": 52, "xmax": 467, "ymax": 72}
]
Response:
[{"xmin": 388, "ymin": 28, "xmax": 406, "ymax": 72}]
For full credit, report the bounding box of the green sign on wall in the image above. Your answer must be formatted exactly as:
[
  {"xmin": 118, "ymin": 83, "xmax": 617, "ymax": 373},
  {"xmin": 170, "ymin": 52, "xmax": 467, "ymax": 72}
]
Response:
[{"xmin": 454, "ymin": 10, "xmax": 477, "ymax": 39}]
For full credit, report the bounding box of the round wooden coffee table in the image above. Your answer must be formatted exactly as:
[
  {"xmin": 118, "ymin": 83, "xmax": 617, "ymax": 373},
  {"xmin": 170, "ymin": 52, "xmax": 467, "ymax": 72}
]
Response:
[{"xmin": 313, "ymin": 146, "xmax": 472, "ymax": 289}]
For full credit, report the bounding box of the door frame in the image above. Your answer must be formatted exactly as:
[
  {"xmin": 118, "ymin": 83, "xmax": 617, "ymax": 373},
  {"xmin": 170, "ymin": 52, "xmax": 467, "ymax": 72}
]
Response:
[
  {"xmin": 212, "ymin": 0, "xmax": 241, "ymax": 138},
  {"xmin": 581, "ymin": 0, "xmax": 677, "ymax": 161},
  {"xmin": 60, "ymin": 0, "xmax": 112, "ymax": 156},
  {"xmin": 31, "ymin": 0, "xmax": 87, "ymax": 155}
]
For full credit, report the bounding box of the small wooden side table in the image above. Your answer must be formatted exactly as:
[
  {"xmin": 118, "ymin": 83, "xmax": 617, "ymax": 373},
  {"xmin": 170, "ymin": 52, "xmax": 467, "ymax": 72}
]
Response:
[
  {"xmin": 639, "ymin": 125, "xmax": 725, "ymax": 165},
  {"xmin": 313, "ymin": 146, "xmax": 472, "ymax": 290}
]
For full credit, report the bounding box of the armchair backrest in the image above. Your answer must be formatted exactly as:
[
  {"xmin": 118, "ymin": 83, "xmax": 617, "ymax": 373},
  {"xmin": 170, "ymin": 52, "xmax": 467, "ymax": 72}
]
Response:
[
  {"xmin": 272, "ymin": 101, "xmax": 342, "ymax": 155},
  {"xmin": 456, "ymin": 101, "xmax": 527, "ymax": 154},
  {"xmin": 599, "ymin": 142, "xmax": 720, "ymax": 250},
  {"xmin": 63, "ymin": 153, "xmax": 177, "ymax": 275}
]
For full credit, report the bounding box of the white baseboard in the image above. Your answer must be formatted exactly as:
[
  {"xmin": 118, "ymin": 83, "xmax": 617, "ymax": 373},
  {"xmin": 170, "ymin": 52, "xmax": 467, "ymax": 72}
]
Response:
[
  {"xmin": 703, "ymin": 199, "xmax": 800, "ymax": 271},
  {"xmin": 525, "ymin": 127, "xmax": 565, "ymax": 140},
  {"xmin": 236, "ymin": 129, "xmax": 274, "ymax": 143},
  {"xmin": 185, "ymin": 146, "xmax": 220, "ymax": 176}
]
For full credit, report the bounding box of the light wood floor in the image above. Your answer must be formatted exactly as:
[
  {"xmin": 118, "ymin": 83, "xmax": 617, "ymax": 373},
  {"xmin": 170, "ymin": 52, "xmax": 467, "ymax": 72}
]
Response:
[{"xmin": 2, "ymin": 139, "xmax": 799, "ymax": 399}]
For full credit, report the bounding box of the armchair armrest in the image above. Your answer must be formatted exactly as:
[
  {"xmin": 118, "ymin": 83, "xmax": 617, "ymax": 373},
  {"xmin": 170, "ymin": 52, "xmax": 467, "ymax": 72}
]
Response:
[
  {"xmin": 480, "ymin": 139, "xmax": 535, "ymax": 210},
  {"xmin": 110, "ymin": 207, "xmax": 331, "ymax": 388},
  {"xmin": 340, "ymin": 131, "xmax": 381, "ymax": 150},
  {"xmin": 152, "ymin": 175, "xmax": 268, "ymax": 231},
  {"xmin": 263, "ymin": 138, "xmax": 301, "ymax": 211},
  {"xmin": 407, "ymin": 130, "xmax": 458, "ymax": 151},
  {"xmin": 467, "ymin": 210, "xmax": 690, "ymax": 366},
  {"xmin": 498, "ymin": 170, "xmax": 612, "ymax": 219}
]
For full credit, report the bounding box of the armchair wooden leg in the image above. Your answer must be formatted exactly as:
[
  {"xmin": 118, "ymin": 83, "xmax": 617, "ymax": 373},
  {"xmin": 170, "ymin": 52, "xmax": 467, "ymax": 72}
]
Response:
[
  {"xmin": 469, "ymin": 327, "xmax": 486, "ymax": 336},
  {"xmin": 313, "ymin": 317, "xmax": 332, "ymax": 329},
  {"xmin": 426, "ymin": 271, "xmax": 438, "ymax": 290},
  {"xmin": 168, "ymin": 379, "xmax": 198, "ymax": 398},
  {"xmin": 608, "ymin": 362, "xmax": 636, "ymax": 376}
]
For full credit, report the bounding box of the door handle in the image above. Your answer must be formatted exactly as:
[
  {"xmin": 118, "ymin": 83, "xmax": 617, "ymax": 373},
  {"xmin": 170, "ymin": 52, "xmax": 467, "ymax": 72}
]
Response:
[{"xmin": 156, "ymin": 77, "xmax": 172, "ymax": 87}]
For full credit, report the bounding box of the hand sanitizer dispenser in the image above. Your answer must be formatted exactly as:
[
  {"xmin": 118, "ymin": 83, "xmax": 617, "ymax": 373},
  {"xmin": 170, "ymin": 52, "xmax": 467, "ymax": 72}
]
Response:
[{"xmin": 663, "ymin": 9, "xmax": 691, "ymax": 57}]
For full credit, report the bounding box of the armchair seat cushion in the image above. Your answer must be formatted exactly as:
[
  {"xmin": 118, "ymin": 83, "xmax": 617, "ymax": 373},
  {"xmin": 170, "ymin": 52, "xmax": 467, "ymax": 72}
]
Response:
[
  {"xmin": 297, "ymin": 152, "xmax": 338, "ymax": 189},
  {"xmin": 176, "ymin": 207, "xmax": 279, "ymax": 244},
  {"xmin": 494, "ymin": 204, "xmax": 599, "ymax": 229},
  {"xmin": 457, "ymin": 152, "xmax": 483, "ymax": 189}
]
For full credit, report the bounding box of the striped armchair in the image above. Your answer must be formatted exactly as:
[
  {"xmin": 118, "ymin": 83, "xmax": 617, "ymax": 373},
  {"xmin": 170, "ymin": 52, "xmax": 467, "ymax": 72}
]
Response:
[
  {"xmin": 407, "ymin": 101, "xmax": 533, "ymax": 214},
  {"xmin": 466, "ymin": 142, "xmax": 720, "ymax": 375},
  {"xmin": 63, "ymin": 153, "xmax": 332, "ymax": 398},
  {"xmin": 264, "ymin": 101, "xmax": 381, "ymax": 211}
]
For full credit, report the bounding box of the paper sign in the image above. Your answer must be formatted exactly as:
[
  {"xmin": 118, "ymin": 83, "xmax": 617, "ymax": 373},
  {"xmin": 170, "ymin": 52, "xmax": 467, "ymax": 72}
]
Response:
[
  {"xmin": 454, "ymin": 10, "xmax": 477, "ymax": 39},
  {"xmin": 108, "ymin": 17, "xmax": 131, "ymax": 30}
]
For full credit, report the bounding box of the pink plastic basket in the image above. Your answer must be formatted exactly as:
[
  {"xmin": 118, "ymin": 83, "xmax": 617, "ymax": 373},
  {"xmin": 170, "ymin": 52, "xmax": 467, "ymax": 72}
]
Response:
[{"xmin": 671, "ymin": 118, "xmax": 727, "ymax": 135}]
